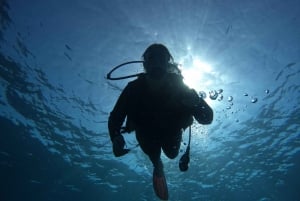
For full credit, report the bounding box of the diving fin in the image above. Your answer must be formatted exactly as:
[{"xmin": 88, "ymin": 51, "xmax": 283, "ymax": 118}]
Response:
[{"xmin": 153, "ymin": 168, "xmax": 169, "ymax": 200}]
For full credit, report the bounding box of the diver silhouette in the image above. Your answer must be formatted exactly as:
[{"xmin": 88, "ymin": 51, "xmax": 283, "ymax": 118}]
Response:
[{"xmin": 108, "ymin": 43, "xmax": 213, "ymax": 200}]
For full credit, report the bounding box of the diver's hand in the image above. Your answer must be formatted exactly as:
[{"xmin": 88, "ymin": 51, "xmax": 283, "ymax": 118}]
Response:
[{"xmin": 112, "ymin": 135, "xmax": 130, "ymax": 157}]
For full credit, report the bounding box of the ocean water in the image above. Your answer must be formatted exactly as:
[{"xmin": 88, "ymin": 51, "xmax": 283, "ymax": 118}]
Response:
[{"xmin": 0, "ymin": 0, "xmax": 299, "ymax": 201}]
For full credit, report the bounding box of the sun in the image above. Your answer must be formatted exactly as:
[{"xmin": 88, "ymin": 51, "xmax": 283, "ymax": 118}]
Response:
[
  {"xmin": 177, "ymin": 56, "xmax": 216, "ymax": 107},
  {"xmin": 180, "ymin": 58, "xmax": 213, "ymax": 90}
]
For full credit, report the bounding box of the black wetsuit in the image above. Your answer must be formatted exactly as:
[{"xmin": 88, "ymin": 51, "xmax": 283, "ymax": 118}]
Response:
[{"xmin": 108, "ymin": 73, "xmax": 213, "ymax": 166}]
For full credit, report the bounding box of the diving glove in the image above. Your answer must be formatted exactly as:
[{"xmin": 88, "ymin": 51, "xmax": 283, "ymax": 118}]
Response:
[{"xmin": 112, "ymin": 135, "xmax": 130, "ymax": 157}]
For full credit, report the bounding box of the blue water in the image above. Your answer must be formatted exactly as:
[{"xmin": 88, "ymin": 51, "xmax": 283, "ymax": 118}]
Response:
[{"xmin": 1, "ymin": 0, "xmax": 300, "ymax": 200}]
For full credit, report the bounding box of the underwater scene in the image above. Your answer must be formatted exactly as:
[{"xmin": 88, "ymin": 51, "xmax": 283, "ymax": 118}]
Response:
[{"xmin": 0, "ymin": 0, "xmax": 299, "ymax": 200}]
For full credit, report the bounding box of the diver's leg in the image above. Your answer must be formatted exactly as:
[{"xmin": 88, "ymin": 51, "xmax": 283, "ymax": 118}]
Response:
[
  {"xmin": 136, "ymin": 131, "xmax": 168, "ymax": 200},
  {"xmin": 135, "ymin": 132, "xmax": 162, "ymax": 169},
  {"xmin": 162, "ymin": 129, "xmax": 182, "ymax": 159}
]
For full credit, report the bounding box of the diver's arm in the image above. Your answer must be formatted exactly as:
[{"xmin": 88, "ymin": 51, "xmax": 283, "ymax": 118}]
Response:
[
  {"xmin": 169, "ymin": 75, "xmax": 213, "ymax": 124},
  {"xmin": 193, "ymin": 98, "xmax": 213, "ymax": 125},
  {"xmin": 108, "ymin": 86, "xmax": 131, "ymax": 157},
  {"xmin": 108, "ymin": 87, "xmax": 129, "ymax": 141},
  {"xmin": 181, "ymin": 87, "xmax": 213, "ymax": 125}
]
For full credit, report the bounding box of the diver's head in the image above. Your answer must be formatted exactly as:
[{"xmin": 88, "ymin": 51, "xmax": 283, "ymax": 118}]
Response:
[{"xmin": 142, "ymin": 44, "xmax": 173, "ymax": 79}]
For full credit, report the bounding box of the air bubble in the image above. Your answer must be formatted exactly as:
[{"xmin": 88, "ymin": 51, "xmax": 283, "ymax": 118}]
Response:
[
  {"xmin": 217, "ymin": 89, "xmax": 223, "ymax": 94},
  {"xmin": 209, "ymin": 90, "xmax": 218, "ymax": 100},
  {"xmin": 199, "ymin": 91, "xmax": 207, "ymax": 99},
  {"xmin": 227, "ymin": 96, "xmax": 233, "ymax": 102},
  {"xmin": 251, "ymin": 97, "xmax": 258, "ymax": 103},
  {"xmin": 218, "ymin": 94, "xmax": 223, "ymax": 101}
]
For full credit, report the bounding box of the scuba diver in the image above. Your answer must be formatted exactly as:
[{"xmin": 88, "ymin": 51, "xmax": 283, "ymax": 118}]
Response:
[{"xmin": 108, "ymin": 43, "xmax": 213, "ymax": 200}]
